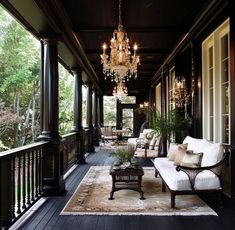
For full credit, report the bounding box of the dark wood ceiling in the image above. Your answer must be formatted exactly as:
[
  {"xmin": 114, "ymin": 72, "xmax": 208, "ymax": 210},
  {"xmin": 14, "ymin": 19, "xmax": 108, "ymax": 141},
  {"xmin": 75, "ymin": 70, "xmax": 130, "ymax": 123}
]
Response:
[
  {"xmin": 60, "ymin": 0, "xmax": 210, "ymax": 94},
  {"xmin": 1, "ymin": 0, "xmax": 212, "ymax": 96}
]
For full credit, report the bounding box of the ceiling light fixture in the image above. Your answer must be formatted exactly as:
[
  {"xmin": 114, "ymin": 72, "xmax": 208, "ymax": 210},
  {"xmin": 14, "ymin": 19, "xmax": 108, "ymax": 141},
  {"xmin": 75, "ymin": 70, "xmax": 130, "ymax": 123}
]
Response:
[
  {"xmin": 100, "ymin": 0, "xmax": 140, "ymax": 90},
  {"xmin": 112, "ymin": 81, "xmax": 128, "ymax": 101},
  {"xmin": 173, "ymin": 76, "xmax": 190, "ymax": 108}
]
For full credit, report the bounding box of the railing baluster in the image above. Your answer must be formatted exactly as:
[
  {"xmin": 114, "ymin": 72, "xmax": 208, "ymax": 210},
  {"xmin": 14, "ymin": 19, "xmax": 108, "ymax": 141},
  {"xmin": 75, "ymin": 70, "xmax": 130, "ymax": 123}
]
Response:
[
  {"xmin": 35, "ymin": 149, "xmax": 39, "ymax": 198},
  {"xmin": 31, "ymin": 150, "xmax": 35, "ymax": 201},
  {"xmin": 39, "ymin": 148, "xmax": 43, "ymax": 194},
  {"xmin": 27, "ymin": 151, "xmax": 31, "ymax": 205},
  {"xmin": 11, "ymin": 157, "xmax": 16, "ymax": 219},
  {"xmin": 16, "ymin": 156, "xmax": 21, "ymax": 214},
  {"xmin": 22, "ymin": 153, "xmax": 26, "ymax": 209}
]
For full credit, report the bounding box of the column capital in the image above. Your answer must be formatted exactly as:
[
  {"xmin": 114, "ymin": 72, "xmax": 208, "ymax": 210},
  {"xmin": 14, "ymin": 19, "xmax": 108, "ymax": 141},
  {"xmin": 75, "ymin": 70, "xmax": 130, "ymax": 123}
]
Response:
[
  {"xmin": 40, "ymin": 35, "xmax": 59, "ymax": 45},
  {"xmin": 71, "ymin": 67, "xmax": 83, "ymax": 76}
]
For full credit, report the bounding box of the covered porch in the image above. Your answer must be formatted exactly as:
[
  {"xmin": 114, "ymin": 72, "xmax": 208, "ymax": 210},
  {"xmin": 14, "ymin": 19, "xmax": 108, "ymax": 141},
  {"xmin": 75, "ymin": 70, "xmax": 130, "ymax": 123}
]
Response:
[{"xmin": 0, "ymin": 0, "xmax": 235, "ymax": 229}]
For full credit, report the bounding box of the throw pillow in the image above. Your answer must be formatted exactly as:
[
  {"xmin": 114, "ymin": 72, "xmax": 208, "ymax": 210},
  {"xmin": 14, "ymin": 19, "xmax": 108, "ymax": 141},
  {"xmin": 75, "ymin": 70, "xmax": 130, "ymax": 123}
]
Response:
[
  {"xmin": 174, "ymin": 149, "xmax": 193, "ymax": 166},
  {"xmin": 178, "ymin": 143, "xmax": 188, "ymax": 150},
  {"xmin": 167, "ymin": 143, "xmax": 178, "ymax": 161},
  {"xmin": 180, "ymin": 152, "xmax": 203, "ymax": 168},
  {"xmin": 167, "ymin": 143, "xmax": 188, "ymax": 161},
  {"xmin": 149, "ymin": 135, "xmax": 157, "ymax": 150}
]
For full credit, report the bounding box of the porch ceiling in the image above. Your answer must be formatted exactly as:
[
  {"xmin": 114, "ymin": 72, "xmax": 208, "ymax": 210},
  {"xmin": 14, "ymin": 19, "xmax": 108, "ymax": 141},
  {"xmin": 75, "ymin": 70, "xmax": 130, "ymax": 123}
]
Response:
[{"xmin": 1, "ymin": 0, "xmax": 211, "ymax": 95}]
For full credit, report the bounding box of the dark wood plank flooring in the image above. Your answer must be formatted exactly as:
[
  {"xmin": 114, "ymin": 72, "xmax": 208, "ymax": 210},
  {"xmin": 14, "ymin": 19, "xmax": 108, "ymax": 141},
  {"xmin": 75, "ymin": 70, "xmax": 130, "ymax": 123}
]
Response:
[{"xmin": 16, "ymin": 148, "xmax": 235, "ymax": 230}]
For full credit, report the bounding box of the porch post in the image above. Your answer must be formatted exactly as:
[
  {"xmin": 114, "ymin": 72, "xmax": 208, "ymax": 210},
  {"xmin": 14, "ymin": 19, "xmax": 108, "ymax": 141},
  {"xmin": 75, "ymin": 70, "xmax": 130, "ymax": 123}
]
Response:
[
  {"xmin": 229, "ymin": 3, "xmax": 235, "ymax": 197},
  {"xmin": 38, "ymin": 37, "xmax": 65, "ymax": 195},
  {"xmin": 99, "ymin": 94, "xmax": 104, "ymax": 126},
  {"xmin": 87, "ymin": 83, "xmax": 95, "ymax": 152},
  {"xmin": 71, "ymin": 68, "xmax": 86, "ymax": 164},
  {"xmin": 93, "ymin": 90, "xmax": 100, "ymax": 146}
]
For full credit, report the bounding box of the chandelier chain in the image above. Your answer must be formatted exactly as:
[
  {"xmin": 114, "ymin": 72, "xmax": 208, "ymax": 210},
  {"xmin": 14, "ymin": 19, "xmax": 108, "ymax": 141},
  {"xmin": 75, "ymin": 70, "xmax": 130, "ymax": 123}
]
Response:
[{"xmin": 118, "ymin": 0, "xmax": 122, "ymax": 26}]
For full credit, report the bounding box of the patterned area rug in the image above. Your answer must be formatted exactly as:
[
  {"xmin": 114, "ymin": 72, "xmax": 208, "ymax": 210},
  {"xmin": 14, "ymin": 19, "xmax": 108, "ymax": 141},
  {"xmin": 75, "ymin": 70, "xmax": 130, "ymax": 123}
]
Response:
[{"xmin": 61, "ymin": 166, "xmax": 217, "ymax": 216}]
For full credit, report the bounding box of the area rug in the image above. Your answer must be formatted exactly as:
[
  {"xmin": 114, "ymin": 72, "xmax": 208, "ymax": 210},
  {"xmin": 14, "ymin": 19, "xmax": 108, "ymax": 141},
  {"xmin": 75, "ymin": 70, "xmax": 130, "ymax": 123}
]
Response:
[
  {"xmin": 61, "ymin": 166, "xmax": 217, "ymax": 216},
  {"xmin": 99, "ymin": 141, "xmax": 128, "ymax": 150}
]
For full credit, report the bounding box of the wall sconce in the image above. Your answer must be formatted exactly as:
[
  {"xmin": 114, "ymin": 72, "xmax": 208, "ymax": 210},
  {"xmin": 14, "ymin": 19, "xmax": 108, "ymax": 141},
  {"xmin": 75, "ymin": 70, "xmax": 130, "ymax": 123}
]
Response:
[
  {"xmin": 173, "ymin": 76, "xmax": 190, "ymax": 108},
  {"xmin": 139, "ymin": 101, "xmax": 149, "ymax": 108}
]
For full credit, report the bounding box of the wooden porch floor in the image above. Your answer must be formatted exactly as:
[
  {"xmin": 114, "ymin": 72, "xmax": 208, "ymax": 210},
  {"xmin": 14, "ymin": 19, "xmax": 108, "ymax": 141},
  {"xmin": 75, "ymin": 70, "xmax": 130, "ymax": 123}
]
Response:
[{"xmin": 14, "ymin": 148, "xmax": 235, "ymax": 230}]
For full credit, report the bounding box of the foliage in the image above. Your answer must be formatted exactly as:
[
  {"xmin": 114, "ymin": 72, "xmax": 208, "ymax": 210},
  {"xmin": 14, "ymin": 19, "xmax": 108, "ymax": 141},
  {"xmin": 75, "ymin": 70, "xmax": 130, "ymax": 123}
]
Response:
[
  {"xmin": 110, "ymin": 145, "xmax": 135, "ymax": 162},
  {"xmin": 148, "ymin": 107, "xmax": 192, "ymax": 143},
  {"xmin": 0, "ymin": 7, "xmax": 41, "ymax": 150},
  {"xmin": 103, "ymin": 96, "xmax": 116, "ymax": 126},
  {"xmin": 58, "ymin": 64, "xmax": 73, "ymax": 134}
]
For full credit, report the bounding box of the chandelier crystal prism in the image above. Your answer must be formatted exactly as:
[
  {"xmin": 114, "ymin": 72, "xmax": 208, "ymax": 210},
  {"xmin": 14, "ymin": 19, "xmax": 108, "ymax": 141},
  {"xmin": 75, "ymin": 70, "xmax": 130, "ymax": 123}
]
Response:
[
  {"xmin": 112, "ymin": 81, "xmax": 128, "ymax": 101},
  {"xmin": 100, "ymin": 0, "xmax": 140, "ymax": 84}
]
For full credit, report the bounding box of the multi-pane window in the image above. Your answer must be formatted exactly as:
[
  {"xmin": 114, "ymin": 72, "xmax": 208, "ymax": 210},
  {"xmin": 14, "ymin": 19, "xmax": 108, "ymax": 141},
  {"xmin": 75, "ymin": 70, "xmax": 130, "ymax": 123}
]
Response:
[
  {"xmin": 168, "ymin": 67, "xmax": 175, "ymax": 112},
  {"xmin": 202, "ymin": 19, "xmax": 230, "ymax": 144}
]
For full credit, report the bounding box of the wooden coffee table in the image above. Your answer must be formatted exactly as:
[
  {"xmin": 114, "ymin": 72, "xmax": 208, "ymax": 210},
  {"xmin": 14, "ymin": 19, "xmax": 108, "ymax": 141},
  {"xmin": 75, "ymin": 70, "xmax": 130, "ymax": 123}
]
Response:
[{"xmin": 109, "ymin": 162, "xmax": 145, "ymax": 200}]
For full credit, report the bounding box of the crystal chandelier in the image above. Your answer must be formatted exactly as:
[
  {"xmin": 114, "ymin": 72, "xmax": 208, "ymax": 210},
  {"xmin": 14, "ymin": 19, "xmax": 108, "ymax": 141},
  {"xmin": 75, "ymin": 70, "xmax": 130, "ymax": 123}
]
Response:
[
  {"xmin": 173, "ymin": 76, "xmax": 190, "ymax": 108},
  {"xmin": 112, "ymin": 81, "xmax": 128, "ymax": 101},
  {"xmin": 100, "ymin": 0, "xmax": 140, "ymax": 84}
]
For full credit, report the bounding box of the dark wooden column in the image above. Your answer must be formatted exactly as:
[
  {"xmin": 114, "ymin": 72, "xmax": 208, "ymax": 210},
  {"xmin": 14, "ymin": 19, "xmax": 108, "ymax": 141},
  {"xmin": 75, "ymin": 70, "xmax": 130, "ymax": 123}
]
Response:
[
  {"xmin": 116, "ymin": 99, "xmax": 122, "ymax": 129},
  {"xmin": 86, "ymin": 83, "xmax": 95, "ymax": 152},
  {"xmin": 71, "ymin": 68, "xmax": 86, "ymax": 164},
  {"xmin": 93, "ymin": 90, "xmax": 100, "ymax": 146},
  {"xmin": 229, "ymin": 3, "xmax": 235, "ymax": 198},
  {"xmin": 38, "ymin": 37, "xmax": 65, "ymax": 195},
  {"xmin": 99, "ymin": 94, "xmax": 104, "ymax": 126},
  {"xmin": 161, "ymin": 70, "xmax": 167, "ymax": 157}
]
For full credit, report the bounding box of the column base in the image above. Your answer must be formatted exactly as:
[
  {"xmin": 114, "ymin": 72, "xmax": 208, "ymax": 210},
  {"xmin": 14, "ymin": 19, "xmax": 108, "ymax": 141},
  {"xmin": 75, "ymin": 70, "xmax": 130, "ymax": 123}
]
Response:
[
  {"xmin": 76, "ymin": 154, "xmax": 86, "ymax": 164},
  {"xmin": 43, "ymin": 179, "xmax": 66, "ymax": 196}
]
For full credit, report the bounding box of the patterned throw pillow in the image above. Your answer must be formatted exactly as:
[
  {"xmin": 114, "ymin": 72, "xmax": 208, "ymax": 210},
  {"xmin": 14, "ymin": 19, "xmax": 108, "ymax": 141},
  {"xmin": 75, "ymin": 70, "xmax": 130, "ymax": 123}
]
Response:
[{"xmin": 180, "ymin": 152, "xmax": 203, "ymax": 168}]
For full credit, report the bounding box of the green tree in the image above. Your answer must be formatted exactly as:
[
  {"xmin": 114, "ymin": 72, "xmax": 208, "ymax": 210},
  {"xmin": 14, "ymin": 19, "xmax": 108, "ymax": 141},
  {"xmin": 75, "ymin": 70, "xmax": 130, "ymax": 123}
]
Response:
[
  {"xmin": 58, "ymin": 64, "xmax": 73, "ymax": 134},
  {"xmin": 0, "ymin": 7, "xmax": 40, "ymax": 149}
]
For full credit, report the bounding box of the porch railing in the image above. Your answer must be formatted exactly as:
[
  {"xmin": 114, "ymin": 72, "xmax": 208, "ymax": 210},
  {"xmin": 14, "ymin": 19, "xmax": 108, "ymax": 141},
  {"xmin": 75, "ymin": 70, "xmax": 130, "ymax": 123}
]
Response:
[
  {"xmin": 0, "ymin": 141, "xmax": 48, "ymax": 227},
  {"xmin": 0, "ymin": 131, "xmax": 91, "ymax": 228},
  {"xmin": 62, "ymin": 132, "xmax": 78, "ymax": 173}
]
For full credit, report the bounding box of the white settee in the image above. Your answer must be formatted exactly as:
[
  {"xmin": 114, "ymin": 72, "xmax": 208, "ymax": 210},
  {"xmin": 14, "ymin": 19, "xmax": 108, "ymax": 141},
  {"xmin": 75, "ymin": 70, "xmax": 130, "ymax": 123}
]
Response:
[
  {"xmin": 153, "ymin": 136, "xmax": 229, "ymax": 208},
  {"xmin": 127, "ymin": 129, "xmax": 154, "ymax": 148},
  {"xmin": 127, "ymin": 129, "xmax": 161, "ymax": 158}
]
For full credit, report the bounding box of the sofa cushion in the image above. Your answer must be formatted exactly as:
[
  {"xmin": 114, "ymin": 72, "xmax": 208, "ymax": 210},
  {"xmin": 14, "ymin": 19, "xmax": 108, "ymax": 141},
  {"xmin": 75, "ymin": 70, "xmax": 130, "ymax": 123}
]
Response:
[
  {"xmin": 183, "ymin": 136, "xmax": 208, "ymax": 153},
  {"xmin": 154, "ymin": 158, "xmax": 221, "ymax": 191},
  {"xmin": 180, "ymin": 152, "xmax": 203, "ymax": 168},
  {"xmin": 183, "ymin": 136, "xmax": 224, "ymax": 167},
  {"xmin": 200, "ymin": 140, "xmax": 223, "ymax": 167}
]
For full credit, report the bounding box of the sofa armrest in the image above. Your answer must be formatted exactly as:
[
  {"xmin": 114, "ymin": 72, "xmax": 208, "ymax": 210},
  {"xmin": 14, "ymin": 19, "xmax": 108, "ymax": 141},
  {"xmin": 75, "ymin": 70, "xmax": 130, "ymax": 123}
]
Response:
[{"xmin": 176, "ymin": 152, "xmax": 229, "ymax": 190}]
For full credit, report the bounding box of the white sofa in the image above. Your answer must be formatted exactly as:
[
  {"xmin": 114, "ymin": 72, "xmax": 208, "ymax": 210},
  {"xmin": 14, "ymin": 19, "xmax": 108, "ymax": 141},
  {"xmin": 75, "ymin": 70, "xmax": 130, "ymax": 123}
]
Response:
[{"xmin": 153, "ymin": 136, "xmax": 229, "ymax": 208}]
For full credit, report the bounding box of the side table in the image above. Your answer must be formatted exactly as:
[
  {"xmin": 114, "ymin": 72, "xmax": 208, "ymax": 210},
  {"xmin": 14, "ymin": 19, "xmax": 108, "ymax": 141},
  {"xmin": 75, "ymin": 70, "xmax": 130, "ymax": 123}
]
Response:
[{"xmin": 109, "ymin": 163, "xmax": 145, "ymax": 200}]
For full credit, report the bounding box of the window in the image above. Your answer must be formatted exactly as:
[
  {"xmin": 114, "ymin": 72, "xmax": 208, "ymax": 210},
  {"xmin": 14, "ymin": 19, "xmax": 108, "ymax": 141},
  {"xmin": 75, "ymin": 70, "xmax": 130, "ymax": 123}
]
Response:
[
  {"xmin": 167, "ymin": 67, "xmax": 175, "ymax": 113},
  {"xmin": 82, "ymin": 85, "xmax": 87, "ymax": 127},
  {"xmin": 103, "ymin": 96, "xmax": 116, "ymax": 126},
  {"xmin": 120, "ymin": 96, "xmax": 136, "ymax": 104},
  {"xmin": 155, "ymin": 83, "xmax": 161, "ymax": 114},
  {"xmin": 202, "ymin": 19, "xmax": 230, "ymax": 144},
  {"xmin": 122, "ymin": 108, "xmax": 133, "ymax": 136}
]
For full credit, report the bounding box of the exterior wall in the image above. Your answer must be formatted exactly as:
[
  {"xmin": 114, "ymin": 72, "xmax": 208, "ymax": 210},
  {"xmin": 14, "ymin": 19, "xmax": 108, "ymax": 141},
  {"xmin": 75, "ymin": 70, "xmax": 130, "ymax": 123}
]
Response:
[{"xmin": 152, "ymin": 1, "xmax": 235, "ymax": 196}]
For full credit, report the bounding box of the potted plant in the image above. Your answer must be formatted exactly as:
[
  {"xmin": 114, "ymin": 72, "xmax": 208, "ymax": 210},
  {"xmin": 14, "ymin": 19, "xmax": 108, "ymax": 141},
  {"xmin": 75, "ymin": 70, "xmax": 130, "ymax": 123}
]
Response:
[
  {"xmin": 110, "ymin": 145, "xmax": 135, "ymax": 163},
  {"xmin": 148, "ymin": 107, "xmax": 192, "ymax": 156}
]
